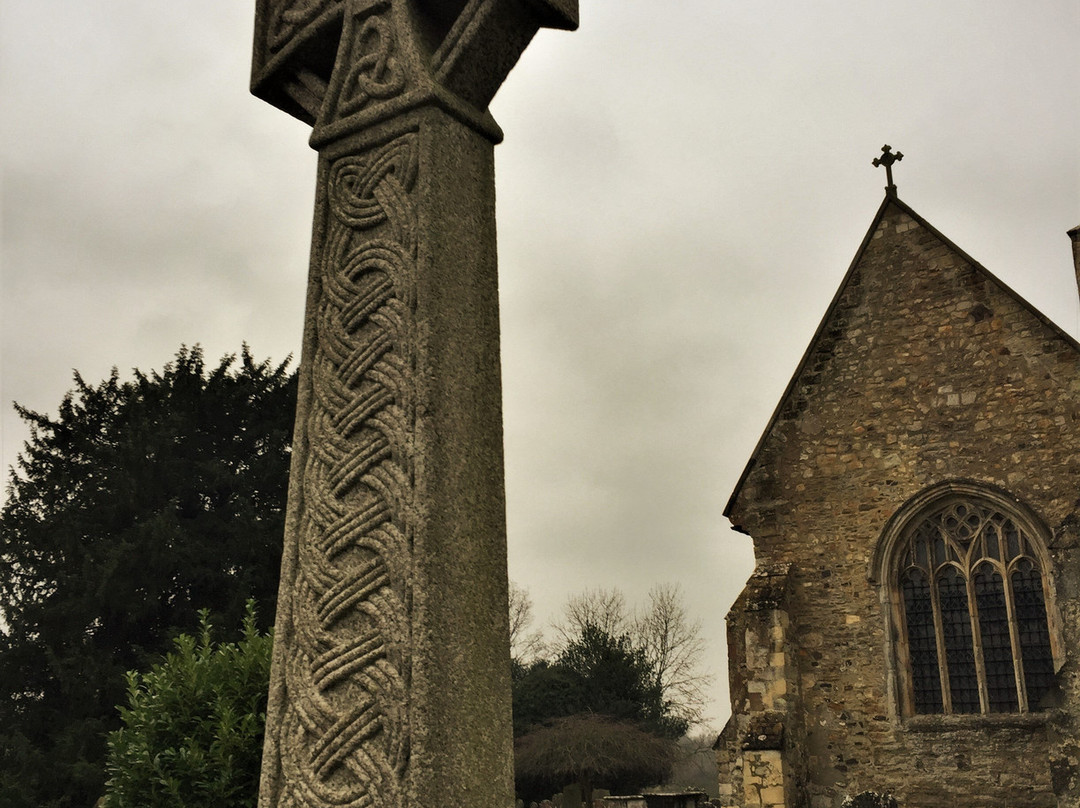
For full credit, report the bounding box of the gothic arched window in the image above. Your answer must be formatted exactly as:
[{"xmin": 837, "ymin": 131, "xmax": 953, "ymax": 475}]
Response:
[{"xmin": 882, "ymin": 487, "xmax": 1059, "ymax": 716}]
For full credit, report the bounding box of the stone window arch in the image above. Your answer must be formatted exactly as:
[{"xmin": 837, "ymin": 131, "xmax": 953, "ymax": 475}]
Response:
[{"xmin": 873, "ymin": 482, "xmax": 1062, "ymax": 717}]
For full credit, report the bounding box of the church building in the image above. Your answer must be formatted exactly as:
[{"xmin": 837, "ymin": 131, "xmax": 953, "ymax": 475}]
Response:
[{"xmin": 715, "ymin": 153, "xmax": 1080, "ymax": 807}]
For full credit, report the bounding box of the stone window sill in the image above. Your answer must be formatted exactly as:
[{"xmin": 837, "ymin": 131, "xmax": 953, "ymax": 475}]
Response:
[{"xmin": 902, "ymin": 710, "xmax": 1060, "ymax": 733}]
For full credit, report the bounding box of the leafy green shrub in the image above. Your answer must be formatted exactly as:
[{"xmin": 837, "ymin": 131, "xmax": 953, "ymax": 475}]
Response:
[
  {"xmin": 1, "ymin": 346, "xmax": 293, "ymax": 805},
  {"xmin": 102, "ymin": 603, "xmax": 271, "ymax": 807}
]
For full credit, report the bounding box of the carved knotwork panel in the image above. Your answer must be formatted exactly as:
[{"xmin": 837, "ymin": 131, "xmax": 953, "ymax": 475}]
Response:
[
  {"xmin": 274, "ymin": 131, "xmax": 419, "ymax": 807},
  {"xmin": 310, "ymin": 0, "xmax": 443, "ymax": 145}
]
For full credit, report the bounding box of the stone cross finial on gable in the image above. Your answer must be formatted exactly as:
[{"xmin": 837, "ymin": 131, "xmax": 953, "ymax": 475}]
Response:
[{"xmin": 872, "ymin": 144, "xmax": 903, "ymax": 196}]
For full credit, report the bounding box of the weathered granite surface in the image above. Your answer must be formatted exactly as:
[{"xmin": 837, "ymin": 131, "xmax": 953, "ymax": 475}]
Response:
[{"xmin": 250, "ymin": 2, "xmax": 576, "ymax": 805}]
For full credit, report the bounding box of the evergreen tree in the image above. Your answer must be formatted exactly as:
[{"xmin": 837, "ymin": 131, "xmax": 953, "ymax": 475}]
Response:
[
  {"xmin": 511, "ymin": 623, "xmax": 687, "ymax": 804},
  {"xmin": 559, "ymin": 624, "xmax": 683, "ymax": 738},
  {"xmin": 513, "ymin": 623, "xmax": 687, "ymax": 740},
  {"xmin": 0, "ymin": 346, "xmax": 295, "ymax": 807}
]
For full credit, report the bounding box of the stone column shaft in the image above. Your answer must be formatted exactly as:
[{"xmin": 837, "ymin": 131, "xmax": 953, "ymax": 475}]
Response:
[
  {"xmin": 252, "ymin": 3, "xmax": 576, "ymax": 803},
  {"xmin": 259, "ymin": 105, "xmax": 516, "ymax": 806}
]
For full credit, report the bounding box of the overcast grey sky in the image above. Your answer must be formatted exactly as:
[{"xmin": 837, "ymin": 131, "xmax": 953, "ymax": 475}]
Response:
[{"xmin": 2, "ymin": 0, "xmax": 1077, "ymax": 728}]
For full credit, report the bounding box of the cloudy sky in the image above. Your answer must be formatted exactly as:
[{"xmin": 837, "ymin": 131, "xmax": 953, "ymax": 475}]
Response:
[{"xmin": 3, "ymin": 0, "xmax": 1077, "ymax": 728}]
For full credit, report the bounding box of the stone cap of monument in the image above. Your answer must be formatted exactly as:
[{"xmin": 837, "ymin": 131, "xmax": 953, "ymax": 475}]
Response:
[{"xmin": 252, "ymin": 0, "xmax": 578, "ymax": 129}]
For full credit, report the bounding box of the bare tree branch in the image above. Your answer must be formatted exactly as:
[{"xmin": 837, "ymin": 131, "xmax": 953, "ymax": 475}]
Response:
[
  {"xmin": 551, "ymin": 587, "xmax": 628, "ymax": 650},
  {"xmin": 539, "ymin": 584, "xmax": 713, "ymax": 732},
  {"xmin": 632, "ymin": 583, "xmax": 713, "ymax": 729},
  {"xmin": 508, "ymin": 580, "xmax": 545, "ymax": 663}
]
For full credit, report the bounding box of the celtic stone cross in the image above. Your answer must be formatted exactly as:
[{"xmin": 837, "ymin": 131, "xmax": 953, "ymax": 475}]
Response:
[{"xmin": 250, "ymin": 2, "xmax": 577, "ymax": 805}]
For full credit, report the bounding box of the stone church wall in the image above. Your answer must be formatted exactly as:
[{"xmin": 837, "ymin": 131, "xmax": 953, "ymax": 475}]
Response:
[{"xmin": 721, "ymin": 204, "xmax": 1080, "ymax": 807}]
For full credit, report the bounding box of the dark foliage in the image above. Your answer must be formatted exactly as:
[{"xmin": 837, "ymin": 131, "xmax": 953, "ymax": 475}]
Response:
[
  {"xmin": 511, "ymin": 624, "xmax": 687, "ymax": 803},
  {"xmin": 560, "ymin": 624, "xmax": 685, "ymax": 739},
  {"xmin": 513, "ymin": 624, "xmax": 687, "ymax": 740},
  {"xmin": 0, "ymin": 346, "xmax": 295, "ymax": 807},
  {"xmin": 511, "ymin": 659, "xmax": 582, "ymax": 737},
  {"xmin": 514, "ymin": 714, "xmax": 679, "ymax": 805}
]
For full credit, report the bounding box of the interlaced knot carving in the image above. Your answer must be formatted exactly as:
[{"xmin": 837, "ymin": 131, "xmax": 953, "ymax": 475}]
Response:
[
  {"xmin": 278, "ymin": 131, "xmax": 419, "ymax": 807},
  {"xmin": 329, "ymin": 136, "xmax": 419, "ymax": 239},
  {"xmin": 270, "ymin": 0, "xmax": 338, "ymax": 53},
  {"xmin": 339, "ymin": 13, "xmax": 408, "ymax": 117}
]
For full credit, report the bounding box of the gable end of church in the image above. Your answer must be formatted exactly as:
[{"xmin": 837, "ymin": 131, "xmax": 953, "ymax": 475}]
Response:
[{"xmin": 717, "ymin": 195, "xmax": 1080, "ymax": 808}]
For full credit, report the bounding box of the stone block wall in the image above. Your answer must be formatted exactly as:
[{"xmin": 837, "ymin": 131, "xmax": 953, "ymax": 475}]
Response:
[
  {"xmin": 722, "ymin": 201, "xmax": 1080, "ymax": 807},
  {"xmin": 741, "ymin": 750, "xmax": 788, "ymax": 808},
  {"xmin": 717, "ymin": 564, "xmax": 805, "ymax": 807}
]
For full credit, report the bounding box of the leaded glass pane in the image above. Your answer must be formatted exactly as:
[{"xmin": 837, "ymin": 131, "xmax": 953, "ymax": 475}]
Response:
[
  {"xmin": 1012, "ymin": 560, "xmax": 1054, "ymax": 710},
  {"xmin": 901, "ymin": 568, "xmax": 942, "ymax": 713},
  {"xmin": 1005, "ymin": 521, "xmax": 1021, "ymax": 562},
  {"xmin": 898, "ymin": 495, "xmax": 1054, "ymax": 716},
  {"xmin": 914, "ymin": 539, "xmax": 929, "ymax": 569},
  {"xmin": 937, "ymin": 565, "xmax": 979, "ymax": 713},
  {"xmin": 984, "ymin": 520, "xmax": 1000, "ymax": 561},
  {"xmin": 973, "ymin": 564, "xmax": 1017, "ymax": 712},
  {"xmin": 932, "ymin": 530, "xmax": 947, "ymax": 568}
]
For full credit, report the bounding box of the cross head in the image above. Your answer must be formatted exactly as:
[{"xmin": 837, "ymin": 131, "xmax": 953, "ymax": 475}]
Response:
[{"xmin": 872, "ymin": 144, "xmax": 903, "ymax": 194}]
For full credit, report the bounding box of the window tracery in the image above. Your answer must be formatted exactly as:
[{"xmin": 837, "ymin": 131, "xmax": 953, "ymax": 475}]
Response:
[{"xmin": 893, "ymin": 496, "xmax": 1055, "ymax": 715}]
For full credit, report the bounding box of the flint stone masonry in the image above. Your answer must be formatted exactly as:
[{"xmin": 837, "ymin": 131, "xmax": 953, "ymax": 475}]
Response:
[
  {"xmin": 718, "ymin": 196, "xmax": 1080, "ymax": 807},
  {"xmin": 603, "ymin": 793, "xmax": 708, "ymax": 808},
  {"xmin": 840, "ymin": 794, "xmax": 898, "ymax": 808},
  {"xmin": 249, "ymin": 2, "xmax": 576, "ymax": 806}
]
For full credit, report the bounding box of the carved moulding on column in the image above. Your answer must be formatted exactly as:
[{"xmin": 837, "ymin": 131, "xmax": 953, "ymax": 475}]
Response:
[
  {"xmin": 268, "ymin": 0, "xmax": 340, "ymax": 54},
  {"xmin": 275, "ymin": 130, "xmax": 420, "ymax": 806},
  {"xmin": 253, "ymin": 0, "xmax": 345, "ymax": 124}
]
